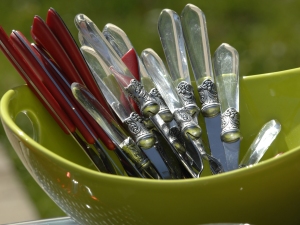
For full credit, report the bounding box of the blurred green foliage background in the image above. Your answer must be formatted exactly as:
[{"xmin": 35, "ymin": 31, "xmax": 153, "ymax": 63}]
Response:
[{"xmin": 1, "ymin": 0, "xmax": 300, "ymax": 220}]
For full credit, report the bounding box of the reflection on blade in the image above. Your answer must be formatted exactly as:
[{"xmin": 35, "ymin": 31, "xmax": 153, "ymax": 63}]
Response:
[
  {"xmin": 223, "ymin": 141, "xmax": 240, "ymax": 171},
  {"xmin": 205, "ymin": 115, "xmax": 228, "ymax": 171},
  {"xmin": 150, "ymin": 114, "xmax": 202, "ymax": 178}
]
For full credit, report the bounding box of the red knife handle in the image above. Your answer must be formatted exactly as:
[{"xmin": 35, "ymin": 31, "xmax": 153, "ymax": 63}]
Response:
[
  {"xmin": 121, "ymin": 48, "xmax": 140, "ymax": 81},
  {"xmin": 121, "ymin": 48, "xmax": 141, "ymax": 114},
  {"xmin": 31, "ymin": 15, "xmax": 84, "ymax": 84},
  {"xmin": 34, "ymin": 44, "xmax": 115, "ymax": 150},
  {"xmin": 46, "ymin": 8, "xmax": 111, "ymax": 113},
  {"xmin": 0, "ymin": 27, "xmax": 75, "ymax": 134},
  {"xmin": 10, "ymin": 30, "xmax": 98, "ymax": 144}
]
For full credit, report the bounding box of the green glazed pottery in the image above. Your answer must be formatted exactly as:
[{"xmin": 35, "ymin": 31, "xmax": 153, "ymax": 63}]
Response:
[{"xmin": 1, "ymin": 68, "xmax": 300, "ymax": 225}]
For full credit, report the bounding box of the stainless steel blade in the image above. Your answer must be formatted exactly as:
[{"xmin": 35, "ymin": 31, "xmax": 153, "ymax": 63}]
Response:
[
  {"xmin": 150, "ymin": 114, "xmax": 202, "ymax": 178},
  {"xmin": 223, "ymin": 140, "xmax": 240, "ymax": 171},
  {"xmin": 204, "ymin": 114, "xmax": 228, "ymax": 171},
  {"xmin": 141, "ymin": 145, "xmax": 172, "ymax": 179}
]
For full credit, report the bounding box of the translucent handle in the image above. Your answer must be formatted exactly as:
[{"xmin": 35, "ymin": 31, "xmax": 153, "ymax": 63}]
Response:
[
  {"xmin": 80, "ymin": 45, "xmax": 133, "ymax": 122},
  {"xmin": 213, "ymin": 43, "xmax": 240, "ymax": 142},
  {"xmin": 213, "ymin": 43, "xmax": 239, "ymax": 113},
  {"xmin": 71, "ymin": 83, "xmax": 127, "ymax": 146},
  {"xmin": 158, "ymin": 9, "xmax": 190, "ymax": 86},
  {"xmin": 74, "ymin": 14, "xmax": 134, "ymax": 87},
  {"xmin": 181, "ymin": 4, "xmax": 214, "ymax": 84},
  {"xmin": 141, "ymin": 48, "xmax": 184, "ymax": 113},
  {"xmin": 240, "ymin": 120, "xmax": 281, "ymax": 167},
  {"xmin": 102, "ymin": 23, "xmax": 133, "ymax": 58}
]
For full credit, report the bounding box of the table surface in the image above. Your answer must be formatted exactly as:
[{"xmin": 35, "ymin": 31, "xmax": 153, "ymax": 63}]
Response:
[{"xmin": 6, "ymin": 217, "xmax": 76, "ymax": 225}]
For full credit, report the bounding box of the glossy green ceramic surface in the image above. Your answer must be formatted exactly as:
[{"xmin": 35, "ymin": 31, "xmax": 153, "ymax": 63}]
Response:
[{"xmin": 1, "ymin": 68, "xmax": 300, "ymax": 224}]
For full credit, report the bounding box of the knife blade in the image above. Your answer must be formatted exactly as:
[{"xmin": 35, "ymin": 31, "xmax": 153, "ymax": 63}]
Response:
[
  {"xmin": 213, "ymin": 43, "xmax": 240, "ymax": 171},
  {"xmin": 141, "ymin": 48, "xmax": 224, "ymax": 175},
  {"xmin": 158, "ymin": 9, "xmax": 200, "ymax": 122},
  {"xmin": 180, "ymin": 4, "xmax": 227, "ymax": 171}
]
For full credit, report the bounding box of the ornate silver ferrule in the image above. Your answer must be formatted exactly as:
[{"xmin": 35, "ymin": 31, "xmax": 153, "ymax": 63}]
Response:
[
  {"xmin": 149, "ymin": 88, "xmax": 173, "ymax": 123},
  {"xmin": 125, "ymin": 79, "xmax": 159, "ymax": 118},
  {"xmin": 197, "ymin": 79, "xmax": 220, "ymax": 118},
  {"xmin": 119, "ymin": 137, "xmax": 150, "ymax": 170},
  {"xmin": 124, "ymin": 112, "xmax": 155, "ymax": 149},
  {"xmin": 173, "ymin": 108, "xmax": 202, "ymax": 140},
  {"xmin": 150, "ymin": 114, "xmax": 201, "ymax": 178},
  {"xmin": 176, "ymin": 81, "xmax": 200, "ymax": 119},
  {"xmin": 151, "ymin": 114, "xmax": 186, "ymax": 155},
  {"xmin": 221, "ymin": 107, "xmax": 240, "ymax": 143}
]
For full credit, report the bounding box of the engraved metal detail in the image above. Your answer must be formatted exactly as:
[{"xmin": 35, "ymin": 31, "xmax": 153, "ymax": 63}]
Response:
[
  {"xmin": 125, "ymin": 79, "xmax": 158, "ymax": 115},
  {"xmin": 150, "ymin": 114, "xmax": 202, "ymax": 178},
  {"xmin": 149, "ymin": 88, "xmax": 173, "ymax": 122},
  {"xmin": 177, "ymin": 81, "xmax": 200, "ymax": 120},
  {"xmin": 173, "ymin": 108, "xmax": 196, "ymax": 133},
  {"xmin": 149, "ymin": 88, "xmax": 169, "ymax": 112},
  {"xmin": 197, "ymin": 79, "xmax": 220, "ymax": 117},
  {"xmin": 119, "ymin": 137, "xmax": 150, "ymax": 169},
  {"xmin": 221, "ymin": 107, "xmax": 240, "ymax": 136},
  {"xmin": 176, "ymin": 81, "xmax": 196, "ymax": 105},
  {"xmin": 124, "ymin": 112, "xmax": 153, "ymax": 144}
]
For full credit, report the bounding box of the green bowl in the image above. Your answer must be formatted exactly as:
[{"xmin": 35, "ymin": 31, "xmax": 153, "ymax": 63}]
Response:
[{"xmin": 1, "ymin": 68, "xmax": 300, "ymax": 225}]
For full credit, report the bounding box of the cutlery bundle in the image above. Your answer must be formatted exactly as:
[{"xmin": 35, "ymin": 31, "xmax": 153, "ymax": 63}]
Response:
[{"xmin": 0, "ymin": 4, "xmax": 281, "ymax": 179}]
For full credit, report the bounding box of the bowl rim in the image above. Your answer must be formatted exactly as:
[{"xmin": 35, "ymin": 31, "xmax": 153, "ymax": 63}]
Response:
[{"xmin": 1, "ymin": 68, "xmax": 300, "ymax": 184}]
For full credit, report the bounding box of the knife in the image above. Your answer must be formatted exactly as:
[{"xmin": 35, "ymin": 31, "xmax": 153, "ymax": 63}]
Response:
[
  {"xmin": 10, "ymin": 30, "xmax": 122, "ymax": 175},
  {"xmin": 158, "ymin": 9, "xmax": 200, "ymax": 122},
  {"xmin": 71, "ymin": 82, "xmax": 161, "ymax": 179},
  {"xmin": 102, "ymin": 23, "xmax": 174, "ymax": 126},
  {"xmin": 4, "ymin": 28, "xmax": 120, "ymax": 174},
  {"xmin": 45, "ymin": 8, "xmax": 111, "ymax": 113},
  {"xmin": 79, "ymin": 45, "xmax": 174, "ymax": 179},
  {"xmin": 180, "ymin": 4, "xmax": 228, "ymax": 171},
  {"xmin": 74, "ymin": 14, "xmax": 159, "ymax": 119},
  {"xmin": 239, "ymin": 119, "xmax": 281, "ymax": 167},
  {"xmin": 141, "ymin": 48, "xmax": 224, "ymax": 175},
  {"xmin": 90, "ymin": 24, "xmax": 189, "ymax": 177},
  {"xmin": 0, "ymin": 27, "xmax": 71, "ymax": 134},
  {"xmin": 33, "ymin": 43, "xmax": 150, "ymax": 176},
  {"xmin": 0, "ymin": 29, "xmax": 115, "ymax": 174},
  {"xmin": 30, "ymin": 15, "xmax": 115, "ymax": 150},
  {"xmin": 102, "ymin": 23, "xmax": 140, "ymax": 113},
  {"xmin": 213, "ymin": 43, "xmax": 240, "ymax": 171},
  {"xmin": 102, "ymin": 23, "xmax": 140, "ymax": 80}
]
